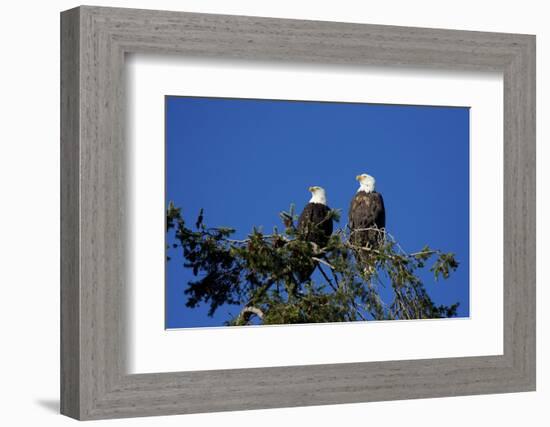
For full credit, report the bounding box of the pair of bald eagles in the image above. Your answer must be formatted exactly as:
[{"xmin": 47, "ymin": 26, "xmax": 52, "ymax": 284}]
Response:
[{"xmin": 297, "ymin": 173, "xmax": 385, "ymax": 257}]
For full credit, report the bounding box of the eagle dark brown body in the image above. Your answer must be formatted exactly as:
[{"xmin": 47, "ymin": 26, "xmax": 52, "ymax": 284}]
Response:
[
  {"xmin": 349, "ymin": 191, "xmax": 386, "ymax": 249},
  {"xmin": 294, "ymin": 201, "xmax": 334, "ymax": 284},
  {"xmin": 297, "ymin": 202, "xmax": 333, "ymax": 248}
]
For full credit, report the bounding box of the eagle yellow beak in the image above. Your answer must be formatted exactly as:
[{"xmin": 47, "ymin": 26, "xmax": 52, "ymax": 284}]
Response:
[
  {"xmin": 308, "ymin": 186, "xmax": 315, "ymax": 192},
  {"xmin": 356, "ymin": 175, "xmax": 361, "ymax": 181}
]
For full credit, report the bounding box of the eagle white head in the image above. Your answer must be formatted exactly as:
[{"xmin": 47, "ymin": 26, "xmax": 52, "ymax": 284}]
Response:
[
  {"xmin": 308, "ymin": 186, "xmax": 327, "ymax": 205},
  {"xmin": 356, "ymin": 173, "xmax": 376, "ymax": 193}
]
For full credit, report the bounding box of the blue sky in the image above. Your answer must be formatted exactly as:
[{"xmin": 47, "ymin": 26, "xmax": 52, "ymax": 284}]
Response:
[{"xmin": 165, "ymin": 96, "xmax": 470, "ymax": 328}]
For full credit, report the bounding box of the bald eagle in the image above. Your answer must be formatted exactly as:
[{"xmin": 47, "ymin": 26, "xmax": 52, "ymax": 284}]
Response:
[
  {"xmin": 295, "ymin": 186, "xmax": 333, "ymax": 283},
  {"xmin": 297, "ymin": 186, "xmax": 333, "ymax": 249},
  {"xmin": 349, "ymin": 174, "xmax": 386, "ymax": 252}
]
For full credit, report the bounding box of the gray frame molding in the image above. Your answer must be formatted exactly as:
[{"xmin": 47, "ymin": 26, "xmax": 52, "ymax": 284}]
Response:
[{"xmin": 61, "ymin": 5, "xmax": 536, "ymax": 420}]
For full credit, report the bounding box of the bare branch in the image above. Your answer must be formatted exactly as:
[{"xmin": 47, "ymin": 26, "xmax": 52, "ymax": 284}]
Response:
[
  {"xmin": 312, "ymin": 257, "xmax": 335, "ymax": 270},
  {"xmin": 317, "ymin": 264, "xmax": 338, "ymax": 292},
  {"xmin": 241, "ymin": 306, "xmax": 264, "ymax": 319}
]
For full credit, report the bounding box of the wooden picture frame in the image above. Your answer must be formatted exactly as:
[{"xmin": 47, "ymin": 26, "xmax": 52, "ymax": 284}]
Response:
[{"xmin": 60, "ymin": 5, "xmax": 536, "ymax": 420}]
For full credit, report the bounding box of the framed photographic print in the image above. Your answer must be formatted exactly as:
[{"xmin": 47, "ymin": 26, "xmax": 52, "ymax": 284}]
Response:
[{"xmin": 61, "ymin": 5, "xmax": 536, "ymax": 420}]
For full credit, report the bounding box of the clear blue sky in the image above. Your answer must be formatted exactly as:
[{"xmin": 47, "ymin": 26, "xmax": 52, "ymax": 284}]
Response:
[{"xmin": 165, "ymin": 96, "xmax": 470, "ymax": 328}]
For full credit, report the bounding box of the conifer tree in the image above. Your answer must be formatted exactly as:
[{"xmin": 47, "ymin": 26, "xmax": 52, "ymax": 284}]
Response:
[{"xmin": 167, "ymin": 202, "xmax": 460, "ymax": 326}]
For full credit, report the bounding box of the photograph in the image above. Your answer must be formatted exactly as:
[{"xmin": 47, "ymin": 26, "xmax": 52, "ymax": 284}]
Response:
[{"xmin": 165, "ymin": 96, "xmax": 470, "ymax": 328}]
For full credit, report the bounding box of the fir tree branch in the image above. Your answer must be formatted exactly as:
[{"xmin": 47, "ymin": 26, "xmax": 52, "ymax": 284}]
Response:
[{"xmin": 166, "ymin": 202, "xmax": 461, "ymax": 324}]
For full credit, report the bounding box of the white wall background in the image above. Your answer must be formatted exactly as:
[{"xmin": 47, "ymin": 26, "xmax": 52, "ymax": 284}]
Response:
[{"xmin": 0, "ymin": 0, "xmax": 546, "ymax": 425}]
